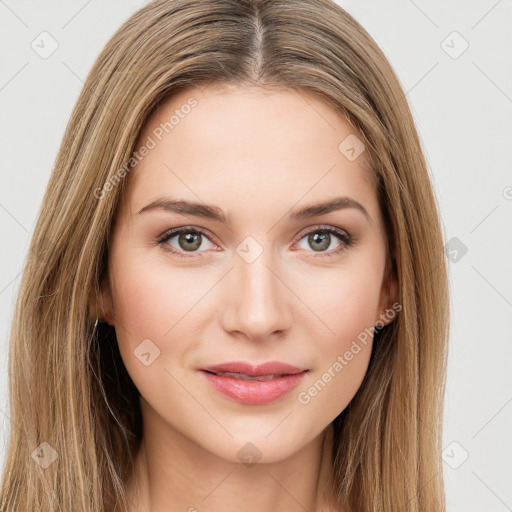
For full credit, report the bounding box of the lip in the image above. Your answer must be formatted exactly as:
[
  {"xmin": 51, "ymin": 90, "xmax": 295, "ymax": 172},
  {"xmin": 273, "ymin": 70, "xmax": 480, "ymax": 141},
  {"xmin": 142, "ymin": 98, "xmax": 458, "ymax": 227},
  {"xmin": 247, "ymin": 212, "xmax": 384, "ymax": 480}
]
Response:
[
  {"xmin": 201, "ymin": 361, "xmax": 306, "ymax": 377},
  {"xmin": 199, "ymin": 361, "xmax": 308, "ymax": 405}
]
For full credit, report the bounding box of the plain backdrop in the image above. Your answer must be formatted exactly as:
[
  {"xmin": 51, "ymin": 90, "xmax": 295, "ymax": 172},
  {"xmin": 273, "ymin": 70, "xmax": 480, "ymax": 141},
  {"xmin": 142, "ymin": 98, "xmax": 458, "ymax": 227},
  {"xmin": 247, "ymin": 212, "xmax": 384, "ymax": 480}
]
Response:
[{"xmin": 1, "ymin": 1, "xmax": 511, "ymax": 511}]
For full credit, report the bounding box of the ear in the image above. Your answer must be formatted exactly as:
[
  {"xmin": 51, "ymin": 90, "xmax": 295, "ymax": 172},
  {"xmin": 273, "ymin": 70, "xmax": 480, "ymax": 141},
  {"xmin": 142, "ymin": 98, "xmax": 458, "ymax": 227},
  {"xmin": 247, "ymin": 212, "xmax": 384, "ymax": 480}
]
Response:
[
  {"xmin": 99, "ymin": 275, "xmax": 115, "ymax": 325},
  {"xmin": 88, "ymin": 274, "xmax": 115, "ymax": 326},
  {"xmin": 375, "ymin": 250, "xmax": 399, "ymax": 327}
]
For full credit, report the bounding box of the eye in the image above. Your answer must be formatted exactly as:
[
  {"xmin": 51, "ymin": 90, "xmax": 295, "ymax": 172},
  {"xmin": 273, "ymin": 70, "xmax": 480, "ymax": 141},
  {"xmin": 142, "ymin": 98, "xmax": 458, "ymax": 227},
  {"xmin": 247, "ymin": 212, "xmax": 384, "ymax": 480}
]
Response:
[
  {"xmin": 157, "ymin": 224, "xmax": 354, "ymax": 260},
  {"xmin": 294, "ymin": 225, "xmax": 353, "ymax": 258},
  {"xmin": 157, "ymin": 226, "xmax": 218, "ymax": 259}
]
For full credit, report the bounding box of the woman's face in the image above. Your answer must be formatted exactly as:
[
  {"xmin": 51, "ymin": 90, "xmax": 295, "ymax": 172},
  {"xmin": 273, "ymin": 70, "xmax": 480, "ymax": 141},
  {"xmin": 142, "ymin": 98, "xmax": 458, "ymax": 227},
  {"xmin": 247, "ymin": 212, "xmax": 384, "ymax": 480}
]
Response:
[{"xmin": 101, "ymin": 84, "xmax": 397, "ymax": 463}]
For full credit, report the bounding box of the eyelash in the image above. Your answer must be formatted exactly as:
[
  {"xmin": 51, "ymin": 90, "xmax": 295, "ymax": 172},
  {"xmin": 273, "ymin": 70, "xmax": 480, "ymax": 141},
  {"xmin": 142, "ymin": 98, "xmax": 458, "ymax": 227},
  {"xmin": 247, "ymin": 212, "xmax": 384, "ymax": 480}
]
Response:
[{"xmin": 156, "ymin": 225, "xmax": 354, "ymax": 260}]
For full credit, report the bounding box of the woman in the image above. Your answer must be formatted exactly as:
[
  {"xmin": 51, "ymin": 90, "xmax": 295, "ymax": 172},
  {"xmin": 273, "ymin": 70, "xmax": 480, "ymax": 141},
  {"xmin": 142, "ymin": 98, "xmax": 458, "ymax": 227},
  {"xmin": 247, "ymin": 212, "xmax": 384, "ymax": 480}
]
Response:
[{"xmin": 0, "ymin": 0, "xmax": 450, "ymax": 511}]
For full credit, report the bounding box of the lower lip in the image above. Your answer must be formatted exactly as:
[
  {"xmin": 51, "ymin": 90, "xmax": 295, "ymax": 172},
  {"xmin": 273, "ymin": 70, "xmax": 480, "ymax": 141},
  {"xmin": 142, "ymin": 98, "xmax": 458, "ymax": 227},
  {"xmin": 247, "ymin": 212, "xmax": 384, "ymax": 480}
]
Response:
[{"xmin": 200, "ymin": 370, "xmax": 308, "ymax": 405}]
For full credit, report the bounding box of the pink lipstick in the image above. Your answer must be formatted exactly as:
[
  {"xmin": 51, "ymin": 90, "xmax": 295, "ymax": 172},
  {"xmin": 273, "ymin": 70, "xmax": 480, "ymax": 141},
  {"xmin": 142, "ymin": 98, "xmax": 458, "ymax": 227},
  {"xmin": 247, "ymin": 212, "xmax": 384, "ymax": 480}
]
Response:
[{"xmin": 199, "ymin": 361, "xmax": 308, "ymax": 405}]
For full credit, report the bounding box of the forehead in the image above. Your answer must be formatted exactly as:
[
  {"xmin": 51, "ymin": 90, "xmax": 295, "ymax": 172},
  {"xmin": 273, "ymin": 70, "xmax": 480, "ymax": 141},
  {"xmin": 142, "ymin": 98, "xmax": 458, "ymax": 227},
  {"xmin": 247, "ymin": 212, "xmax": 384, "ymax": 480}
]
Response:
[{"xmin": 122, "ymin": 85, "xmax": 380, "ymax": 227}]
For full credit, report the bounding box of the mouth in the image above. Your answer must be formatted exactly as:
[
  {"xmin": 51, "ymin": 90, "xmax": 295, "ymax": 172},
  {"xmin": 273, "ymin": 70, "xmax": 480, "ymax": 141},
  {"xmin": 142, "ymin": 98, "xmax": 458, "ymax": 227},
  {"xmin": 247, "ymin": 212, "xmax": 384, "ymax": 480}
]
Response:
[
  {"xmin": 200, "ymin": 360, "xmax": 307, "ymax": 377},
  {"xmin": 202, "ymin": 370, "xmax": 294, "ymax": 381},
  {"xmin": 198, "ymin": 361, "xmax": 309, "ymax": 405}
]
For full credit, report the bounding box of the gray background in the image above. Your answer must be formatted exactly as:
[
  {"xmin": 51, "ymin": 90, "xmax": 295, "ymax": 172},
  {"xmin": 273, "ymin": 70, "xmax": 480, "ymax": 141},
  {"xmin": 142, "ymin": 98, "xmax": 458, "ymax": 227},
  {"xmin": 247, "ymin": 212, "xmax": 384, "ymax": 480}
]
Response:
[{"xmin": 1, "ymin": 1, "xmax": 511, "ymax": 510}]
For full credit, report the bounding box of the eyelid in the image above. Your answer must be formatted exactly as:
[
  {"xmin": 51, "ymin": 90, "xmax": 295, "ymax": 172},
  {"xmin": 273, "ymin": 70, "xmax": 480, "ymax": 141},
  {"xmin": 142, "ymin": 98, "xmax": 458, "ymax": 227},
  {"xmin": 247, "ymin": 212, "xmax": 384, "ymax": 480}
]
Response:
[
  {"xmin": 157, "ymin": 225, "xmax": 218, "ymax": 244},
  {"xmin": 294, "ymin": 223, "xmax": 350, "ymax": 241}
]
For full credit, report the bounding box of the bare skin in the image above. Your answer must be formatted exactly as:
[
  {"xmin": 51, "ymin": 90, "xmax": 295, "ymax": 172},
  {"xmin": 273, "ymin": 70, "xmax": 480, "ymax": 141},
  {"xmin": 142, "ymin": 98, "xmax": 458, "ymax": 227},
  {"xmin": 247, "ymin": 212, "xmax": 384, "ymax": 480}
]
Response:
[{"xmin": 103, "ymin": 84, "xmax": 398, "ymax": 512}]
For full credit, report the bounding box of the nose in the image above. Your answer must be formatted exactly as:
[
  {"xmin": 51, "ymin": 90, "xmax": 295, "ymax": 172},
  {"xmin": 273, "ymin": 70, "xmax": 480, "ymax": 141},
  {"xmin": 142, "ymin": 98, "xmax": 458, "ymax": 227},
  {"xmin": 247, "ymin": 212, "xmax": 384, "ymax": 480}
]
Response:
[{"xmin": 219, "ymin": 246, "xmax": 293, "ymax": 341}]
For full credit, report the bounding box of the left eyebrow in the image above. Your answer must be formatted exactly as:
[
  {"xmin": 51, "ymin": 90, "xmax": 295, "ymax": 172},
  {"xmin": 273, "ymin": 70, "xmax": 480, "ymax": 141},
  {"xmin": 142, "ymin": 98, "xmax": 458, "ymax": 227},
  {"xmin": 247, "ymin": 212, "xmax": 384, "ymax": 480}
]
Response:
[
  {"xmin": 135, "ymin": 195, "xmax": 372, "ymax": 225},
  {"xmin": 287, "ymin": 196, "xmax": 372, "ymax": 225}
]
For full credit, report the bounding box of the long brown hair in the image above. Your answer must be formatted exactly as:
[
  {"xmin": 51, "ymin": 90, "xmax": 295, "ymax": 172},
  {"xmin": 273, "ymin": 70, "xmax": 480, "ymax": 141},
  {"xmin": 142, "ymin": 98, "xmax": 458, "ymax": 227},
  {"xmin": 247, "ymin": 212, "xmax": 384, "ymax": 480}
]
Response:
[{"xmin": 0, "ymin": 1, "xmax": 449, "ymax": 510}]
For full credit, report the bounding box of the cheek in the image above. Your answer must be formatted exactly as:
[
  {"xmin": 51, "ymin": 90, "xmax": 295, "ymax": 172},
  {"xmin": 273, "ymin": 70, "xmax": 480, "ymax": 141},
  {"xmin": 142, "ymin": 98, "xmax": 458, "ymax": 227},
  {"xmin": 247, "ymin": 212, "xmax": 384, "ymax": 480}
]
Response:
[
  {"xmin": 107, "ymin": 258, "xmax": 202, "ymax": 422},
  {"xmin": 303, "ymin": 261, "xmax": 383, "ymax": 341},
  {"xmin": 110, "ymin": 263, "xmax": 176, "ymax": 346},
  {"xmin": 109, "ymin": 253, "xmax": 215, "ymax": 379},
  {"xmin": 294, "ymin": 263, "xmax": 382, "ymax": 421}
]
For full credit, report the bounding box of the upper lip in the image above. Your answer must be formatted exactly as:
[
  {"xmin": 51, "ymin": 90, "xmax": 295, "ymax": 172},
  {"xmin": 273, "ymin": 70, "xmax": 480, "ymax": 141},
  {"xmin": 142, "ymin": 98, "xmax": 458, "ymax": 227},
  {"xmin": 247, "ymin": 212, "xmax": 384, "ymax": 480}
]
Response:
[{"xmin": 200, "ymin": 361, "xmax": 307, "ymax": 377}]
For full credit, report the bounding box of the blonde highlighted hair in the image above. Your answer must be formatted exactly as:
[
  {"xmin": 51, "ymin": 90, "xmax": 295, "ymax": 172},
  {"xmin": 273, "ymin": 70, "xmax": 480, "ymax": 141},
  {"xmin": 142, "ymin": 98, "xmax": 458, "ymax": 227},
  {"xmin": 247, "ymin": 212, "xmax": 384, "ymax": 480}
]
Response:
[{"xmin": 0, "ymin": 1, "xmax": 449, "ymax": 510}]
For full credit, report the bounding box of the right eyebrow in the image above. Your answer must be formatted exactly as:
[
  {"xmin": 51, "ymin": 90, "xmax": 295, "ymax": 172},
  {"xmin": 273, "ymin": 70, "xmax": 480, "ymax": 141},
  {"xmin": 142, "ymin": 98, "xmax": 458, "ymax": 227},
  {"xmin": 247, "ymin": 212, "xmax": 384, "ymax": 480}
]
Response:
[{"xmin": 136, "ymin": 198, "xmax": 228, "ymax": 223}]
